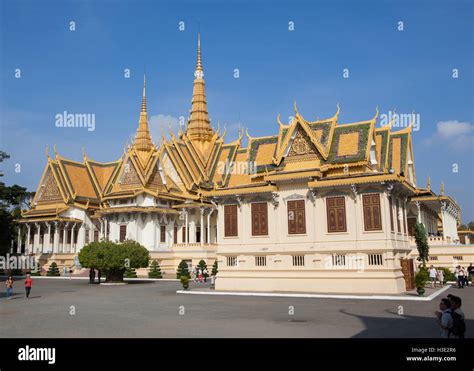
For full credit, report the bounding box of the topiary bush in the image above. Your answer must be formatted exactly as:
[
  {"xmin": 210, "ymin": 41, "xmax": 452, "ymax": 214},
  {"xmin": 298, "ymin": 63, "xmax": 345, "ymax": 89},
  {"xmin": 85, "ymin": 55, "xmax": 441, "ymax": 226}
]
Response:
[
  {"xmin": 415, "ymin": 267, "xmax": 429, "ymax": 289},
  {"xmin": 176, "ymin": 260, "xmax": 190, "ymax": 279},
  {"xmin": 124, "ymin": 267, "xmax": 137, "ymax": 278},
  {"xmin": 47, "ymin": 262, "xmax": 60, "ymax": 276},
  {"xmin": 148, "ymin": 260, "xmax": 162, "ymax": 278},
  {"xmin": 211, "ymin": 260, "xmax": 218, "ymax": 276}
]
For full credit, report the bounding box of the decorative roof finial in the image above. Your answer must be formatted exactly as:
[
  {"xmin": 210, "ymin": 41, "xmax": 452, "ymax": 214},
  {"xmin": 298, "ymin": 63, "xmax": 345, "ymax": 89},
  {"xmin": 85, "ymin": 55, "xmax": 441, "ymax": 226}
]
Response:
[
  {"xmin": 141, "ymin": 74, "xmax": 147, "ymax": 113},
  {"xmin": 427, "ymin": 176, "xmax": 431, "ymax": 191},
  {"xmin": 196, "ymin": 33, "xmax": 203, "ymax": 73},
  {"xmin": 53, "ymin": 144, "xmax": 58, "ymax": 158},
  {"xmin": 277, "ymin": 114, "xmax": 284, "ymax": 126},
  {"xmin": 372, "ymin": 106, "xmax": 379, "ymax": 122},
  {"xmin": 440, "ymin": 181, "xmax": 445, "ymax": 195},
  {"xmin": 294, "ymin": 100, "xmax": 299, "ymax": 115},
  {"xmin": 335, "ymin": 103, "xmax": 340, "ymax": 120},
  {"xmin": 45, "ymin": 145, "xmax": 50, "ymax": 158}
]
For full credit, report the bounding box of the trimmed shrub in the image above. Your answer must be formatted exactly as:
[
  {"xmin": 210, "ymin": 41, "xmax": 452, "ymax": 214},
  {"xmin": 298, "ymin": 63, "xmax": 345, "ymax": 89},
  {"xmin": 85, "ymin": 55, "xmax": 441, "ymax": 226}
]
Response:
[
  {"xmin": 47, "ymin": 262, "xmax": 60, "ymax": 277},
  {"xmin": 148, "ymin": 260, "xmax": 162, "ymax": 278},
  {"xmin": 176, "ymin": 260, "xmax": 190, "ymax": 279}
]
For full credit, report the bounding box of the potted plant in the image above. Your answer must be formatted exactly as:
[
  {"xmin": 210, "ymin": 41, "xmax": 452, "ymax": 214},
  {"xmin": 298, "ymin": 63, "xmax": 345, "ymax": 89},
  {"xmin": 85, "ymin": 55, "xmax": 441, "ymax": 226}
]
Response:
[
  {"xmin": 415, "ymin": 268, "xmax": 428, "ymax": 296},
  {"xmin": 180, "ymin": 275, "xmax": 190, "ymax": 290}
]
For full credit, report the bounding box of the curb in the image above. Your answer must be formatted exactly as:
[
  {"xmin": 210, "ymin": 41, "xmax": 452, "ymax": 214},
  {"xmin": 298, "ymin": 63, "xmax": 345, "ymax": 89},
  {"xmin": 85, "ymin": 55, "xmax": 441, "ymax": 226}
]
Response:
[
  {"xmin": 20, "ymin": 276, "xmax": 179, "ymax": 282},
  {"xmin": 176, "ymin": 285, "xmax": 452, "ymax": 301}
]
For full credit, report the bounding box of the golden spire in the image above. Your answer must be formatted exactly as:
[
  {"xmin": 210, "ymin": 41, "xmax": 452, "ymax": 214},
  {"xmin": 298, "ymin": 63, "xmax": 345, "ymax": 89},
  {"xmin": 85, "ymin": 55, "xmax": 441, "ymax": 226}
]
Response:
[
  {"xmin": 186, "ymin": 34, "xmax": 214, "ymax": 143},
  {"xmin": 427, "ymin": 176, "xmax": 431, "ymax": 191},
  {"xmin": 133, "ymin": 74, "xmax": 153, "ymax": 152},
  {"xmin": 440, "ymin": 181, "xmax": 445, "ymax": 195}
]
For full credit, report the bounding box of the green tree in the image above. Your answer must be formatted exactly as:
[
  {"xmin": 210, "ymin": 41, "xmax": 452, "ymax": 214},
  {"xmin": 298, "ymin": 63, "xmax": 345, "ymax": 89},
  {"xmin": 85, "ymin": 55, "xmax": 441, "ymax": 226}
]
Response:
[
  {"xmin": 0, "ymin": 151, "xmax": 34, "ymax": 256},
  {"xmin": 124, "ymin": 267, "xmax": 137, "ymax": 278},
  {"xmin": 47, "ymin": 262, "xmax": 60, "ymax": 276},
  {"xmin": 78, "ymin": 240, "xmax": 149, "ymax": 282},
  {"xmin": 197, "ymin": 259, "xmax": 208, "ymax": 281},
  {"xmin": 148, "ymin": 260, "xmax": 162, "ymax": 278},
  {"xmin": 211, "ymin": 260, "xmax": 218, "ymax": 276},
  {"xmin": 468, "ymin": 221, "xmax": 474, "ymax": 231},
  {"xmin": 414, "ymin": 223, "xmax": 429, "ymax": 268},
  {"xmin": 176, "ymin": 260, "xmax": 190, "ymax": 279}
]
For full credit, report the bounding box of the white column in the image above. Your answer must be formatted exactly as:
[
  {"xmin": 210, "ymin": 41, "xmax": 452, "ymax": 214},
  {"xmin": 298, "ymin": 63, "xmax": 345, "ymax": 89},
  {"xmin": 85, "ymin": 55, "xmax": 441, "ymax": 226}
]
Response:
[
  {"xmin": 200, "ymin": 207, "xmax": 204, "ymax": 247},
  {"xmin": 184, "ymin": 209, "xmax": 189, "ymax": 246},
  {"xmin": 17, "ymin": 226, "xmax": 22, "ymax": 254},
  {"xmin": 45, "ymin": 222, "xmax": 51, "ymax": 253},
  {"xmin": 100, "ymin": 218, "xmax": 104, "ymax": 240},
  {"xmin": 53, "ymin": 222, "xmax": 59, "ymax": 253},
  {"xmin": 62, "ymin": 222, "xmax": 68, "ymax": 253},
  {"xmin": 77, "ymin": 223, "xmax": 85, "ymax": 252},
  {"xmin": 26, "ymin": 224, "xmax": 31, "ymax": 254},
  {"xmin": 153, "ymin": 214, "xmax": 157, "ymax": 250},
  {"xmin": 415, "ymin": 201, "xmax": 421, "ymax": 224},
  {"xmin": 70, "ymin": 223, "xmax": 76, "ymax": 253},
  {"xmin": 440, "ymin": 202, "xmax": 447, "ymax": 240},
  {"xmin": 34, "ymin": 223, "xmax": 40, "ymax": 254}
]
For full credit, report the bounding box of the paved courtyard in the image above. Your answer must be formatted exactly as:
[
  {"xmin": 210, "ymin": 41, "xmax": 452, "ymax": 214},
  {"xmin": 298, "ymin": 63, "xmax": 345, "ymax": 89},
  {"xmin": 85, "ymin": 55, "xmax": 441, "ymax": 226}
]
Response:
[{"xmin": 1, "ymin": 278, "xmax": 473, "ymax": 338}]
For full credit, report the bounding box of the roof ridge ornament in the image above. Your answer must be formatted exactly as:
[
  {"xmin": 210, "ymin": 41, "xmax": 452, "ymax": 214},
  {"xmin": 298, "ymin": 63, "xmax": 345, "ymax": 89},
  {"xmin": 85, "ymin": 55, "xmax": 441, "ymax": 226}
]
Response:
[{"xmin": 371, "ymin": 106, "xmax": 379, "ymax": 123}]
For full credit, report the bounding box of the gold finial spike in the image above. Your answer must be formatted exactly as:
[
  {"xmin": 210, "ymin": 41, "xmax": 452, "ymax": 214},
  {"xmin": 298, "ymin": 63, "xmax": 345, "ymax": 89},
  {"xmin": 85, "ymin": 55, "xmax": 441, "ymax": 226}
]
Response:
[
  {"xmin": 294, "ymin": 100, "xmax": 298, "ymax": 115},
  {"xmin": 440, "ymin": 181, "xmax": 445, "ymax": 195},
  {"xmin": 335, "ymin": 103, "xmax": 340, "ymax": 120},
  {"xmin": 427, "ymin": 176, "xmax": 431, "ymax": 190},
  {"xmin": 45, "ymin": 145, "xmax": 50, "ymax": 158},
  {"xmin": 53, "ymin": 144, "xmax": 58, "ymax": 158},
  {"xmin": 196, "ymin": 33, "xmax": 203, "ymax": 72},
  {"xmin": 82, "ymin": 146, "xmax": 87, "ymax": 159},
  {"xmin": 141, "ymin": 74, "xmax": 147, "ymax": 113}
]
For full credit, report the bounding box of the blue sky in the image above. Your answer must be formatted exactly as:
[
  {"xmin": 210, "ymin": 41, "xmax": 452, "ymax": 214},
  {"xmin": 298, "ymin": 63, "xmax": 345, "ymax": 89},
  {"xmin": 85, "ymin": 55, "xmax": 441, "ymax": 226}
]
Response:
[{"xmin": 1, "ymin": 0, "xmax": 473, "ymax": 221}]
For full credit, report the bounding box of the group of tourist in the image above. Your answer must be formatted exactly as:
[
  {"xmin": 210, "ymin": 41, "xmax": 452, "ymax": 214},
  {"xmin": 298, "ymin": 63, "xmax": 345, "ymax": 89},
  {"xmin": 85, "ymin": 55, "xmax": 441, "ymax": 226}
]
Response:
[
  {"xmin": 435, "ymin": 294, "xmax": 466, "ymax": 338},
  {"xmin": 4, "ymin": 273, "xmax": 33, "ymax": 300},
  {"xmin": 455, "ymin": 264, "xmax": 473, "ymax": 288},
  {"xmin": 428, "ymin": 265, "xmax": 446, "ymax": 288},
  {"xmin": 191, "ymin": 267, "xmax": 208, "ymax": 283},
  {"xmin": 428, "ymin": 263, "xmax": 474, "ymax": 289}
]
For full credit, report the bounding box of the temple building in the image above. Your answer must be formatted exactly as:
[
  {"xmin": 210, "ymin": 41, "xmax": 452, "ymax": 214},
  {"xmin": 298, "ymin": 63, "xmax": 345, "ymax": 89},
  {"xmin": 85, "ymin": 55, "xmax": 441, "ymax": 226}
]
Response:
[{"xmin": 17, "ymin": 36, "xmax": 469, "ymax": 294}]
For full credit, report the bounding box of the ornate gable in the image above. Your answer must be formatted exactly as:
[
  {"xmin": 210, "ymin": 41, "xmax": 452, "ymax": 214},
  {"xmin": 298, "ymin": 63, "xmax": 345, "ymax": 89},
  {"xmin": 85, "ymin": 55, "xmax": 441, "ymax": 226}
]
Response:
[
  {"xmin": 287, "ymin": 128, "xmax": 318, "ymax": 158},
  {"xmin": 37, "ymin": 168, "xmax": 62, "ymax": 203}
]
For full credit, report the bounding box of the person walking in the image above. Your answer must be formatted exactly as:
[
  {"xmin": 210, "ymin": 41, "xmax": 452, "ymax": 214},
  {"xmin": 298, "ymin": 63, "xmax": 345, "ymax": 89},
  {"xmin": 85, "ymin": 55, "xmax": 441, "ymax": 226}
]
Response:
[
  {"xmin": 457, "ymin": 266, "xmax": 465, "ymax": 288},
  {"xmin": 198, "ymin": 268, "xmax": 203, "ymax": 283},
  {"xmin": 429, "ymin": 265, "xmax": 437, "ymax": 289},
  {"xmin": 24, "ymin": 273, "xmax": 33, "ymax": 299},
  {"xmin": 89, "ymin": 268, "xmax": 96, "ymax": 284},
  {"xmin": 5, "ymin": 275, "xmax": 13, "ymax": 300},
  {"xmin": 437, "ymin": 268, "xmax": 444, "ymax": 288},
  {"xmin": 468, "ymin": 263, "xmax": 474, "ymax": 286}
]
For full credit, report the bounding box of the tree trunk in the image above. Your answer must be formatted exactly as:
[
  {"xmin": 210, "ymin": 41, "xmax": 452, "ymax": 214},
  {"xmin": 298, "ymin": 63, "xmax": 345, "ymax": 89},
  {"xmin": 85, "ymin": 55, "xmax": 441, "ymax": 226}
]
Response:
[{"xmin": 106, "ymin": 269, "xmax": 125, "ymax": 282}]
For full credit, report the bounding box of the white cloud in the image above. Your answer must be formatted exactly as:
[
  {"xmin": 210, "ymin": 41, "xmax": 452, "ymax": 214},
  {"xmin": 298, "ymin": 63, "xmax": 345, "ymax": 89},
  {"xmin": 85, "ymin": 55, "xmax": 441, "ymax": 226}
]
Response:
[
  {"xmin": 424, "ymin": 120, "xmax": 474, "ymax": 152},
  {"xmin": 437, "ymin": 120, "xmax": 473, "ymax": 138},
  {"xmin": 148, "ymin": 114, "xmax": 180, "ymax": 142}
]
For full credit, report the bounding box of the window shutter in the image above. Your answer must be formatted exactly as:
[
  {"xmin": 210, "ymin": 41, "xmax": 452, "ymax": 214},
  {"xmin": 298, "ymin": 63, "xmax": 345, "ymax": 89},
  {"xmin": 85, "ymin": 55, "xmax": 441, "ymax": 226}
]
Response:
[
  {"xmin": 363, "ymin": 194, "xmax": 382, "ymax": 231},
  {"xmin": 224, "ymin": 205, "xmax": 238, "ymax": 237},
  {"xmin": 288, "ymin": 200, "xmax": 306, "ymax": 234},
  {"xmin": 327, "ymin": 197, "xmax": 347, "ymax": 233},
  {"xmin": 252, "ymin": 202, "xmax": 268, "ymax": 236}
]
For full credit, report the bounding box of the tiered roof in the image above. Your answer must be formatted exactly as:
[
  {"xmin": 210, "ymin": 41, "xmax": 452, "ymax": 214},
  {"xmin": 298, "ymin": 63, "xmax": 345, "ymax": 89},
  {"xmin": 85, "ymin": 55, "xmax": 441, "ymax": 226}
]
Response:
[{"xmin": 22, "ymin": 35, "xmax": 458, "ymax": 222}]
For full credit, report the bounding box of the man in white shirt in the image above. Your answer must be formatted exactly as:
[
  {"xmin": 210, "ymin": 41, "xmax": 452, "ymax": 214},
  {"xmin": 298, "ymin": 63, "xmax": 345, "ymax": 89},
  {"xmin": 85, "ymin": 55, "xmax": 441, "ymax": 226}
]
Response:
[{"xmin": 429, "ymin": 265, "xmax": 437, "ymax": 289}]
